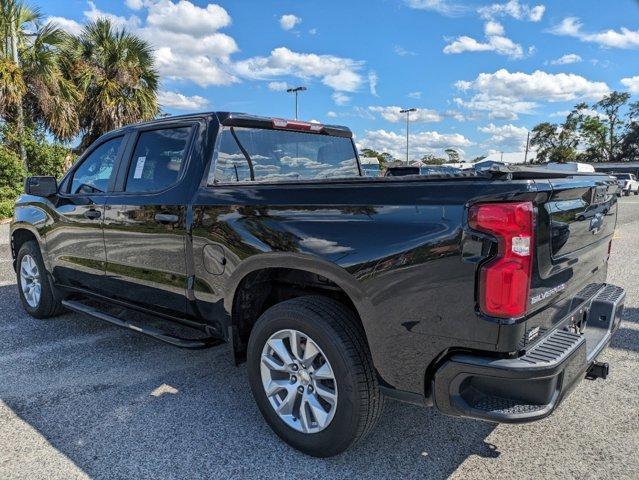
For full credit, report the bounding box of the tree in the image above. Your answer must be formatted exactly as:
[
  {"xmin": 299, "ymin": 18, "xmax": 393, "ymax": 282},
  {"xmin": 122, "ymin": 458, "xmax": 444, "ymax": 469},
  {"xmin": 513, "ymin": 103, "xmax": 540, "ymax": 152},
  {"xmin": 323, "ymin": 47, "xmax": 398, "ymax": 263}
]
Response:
[
  {"xmin": 0, "ymin": 0, "xmax": 80, "ymax": 167},
  {"xmin": 359, "ymin": 148, "xmax": 394, "ymax": 169},
  {"xmin": 470, "ymin": 155, "xmax": 487, "ymax": 163},
  {"xmin": 420, "ymin": 154, "xmax": 446, "ymax": 165},
  {"xmin": 620, "ymin": 101, "xmax": 639, "ymax": 161},
  {"xmin": 63, "ymin": 19, "xmax": 159, "ymax": 152},
  {"xmin": 594, "ymin": 91, "xmax": 631, "ymax": 162},
  {"xmin": 444, "ymin": 148, "xmax": 460, "ymax": 163},
  {"xmin": 530, "ymin": 109, "xmax": 580, "ymax": 163}
]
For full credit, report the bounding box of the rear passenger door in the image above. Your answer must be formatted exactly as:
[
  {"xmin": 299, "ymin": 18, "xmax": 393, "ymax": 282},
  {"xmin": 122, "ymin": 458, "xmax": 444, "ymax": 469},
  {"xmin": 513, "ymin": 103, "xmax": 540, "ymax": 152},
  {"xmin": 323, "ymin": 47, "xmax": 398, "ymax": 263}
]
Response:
[{"xmin": 102, "ymin": 123, "xmax": 196, "ymax": 316}]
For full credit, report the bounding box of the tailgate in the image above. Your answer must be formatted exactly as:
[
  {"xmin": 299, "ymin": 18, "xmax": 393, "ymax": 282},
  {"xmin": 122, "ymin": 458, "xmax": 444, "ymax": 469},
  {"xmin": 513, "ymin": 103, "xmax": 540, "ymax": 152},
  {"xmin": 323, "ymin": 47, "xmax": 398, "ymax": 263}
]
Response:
[{"xmin": 524, "ymin": 175, "xmax": 618, "ymax": 344}]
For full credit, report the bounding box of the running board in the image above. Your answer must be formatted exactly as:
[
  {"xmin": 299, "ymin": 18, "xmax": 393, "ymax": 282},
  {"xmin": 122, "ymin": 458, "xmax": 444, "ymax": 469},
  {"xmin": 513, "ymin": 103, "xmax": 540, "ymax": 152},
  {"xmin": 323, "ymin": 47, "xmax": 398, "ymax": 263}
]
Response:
[{"xmin": 61, "ymin": 300, "xmax": 224, "ymax": 349}]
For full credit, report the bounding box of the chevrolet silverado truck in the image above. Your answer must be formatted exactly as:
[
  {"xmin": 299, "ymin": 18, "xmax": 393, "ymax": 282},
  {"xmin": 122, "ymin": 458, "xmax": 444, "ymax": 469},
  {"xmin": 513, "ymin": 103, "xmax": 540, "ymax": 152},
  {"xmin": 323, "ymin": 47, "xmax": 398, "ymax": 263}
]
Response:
[
  {"xmin": 612, "ymin": 172, "xmax": 639, "ymax": 196},
  {"xmin": 10, "ymin": 112, "xmax": 625, "ymax": 457}
]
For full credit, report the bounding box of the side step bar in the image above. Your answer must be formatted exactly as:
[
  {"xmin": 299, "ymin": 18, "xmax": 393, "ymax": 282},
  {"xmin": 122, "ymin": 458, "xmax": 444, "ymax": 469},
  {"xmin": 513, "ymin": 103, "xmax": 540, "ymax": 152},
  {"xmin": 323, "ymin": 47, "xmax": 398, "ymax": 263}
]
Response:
[{"xmin": 62, "ymin": 300, "xmax": 224, "ymax": 349}]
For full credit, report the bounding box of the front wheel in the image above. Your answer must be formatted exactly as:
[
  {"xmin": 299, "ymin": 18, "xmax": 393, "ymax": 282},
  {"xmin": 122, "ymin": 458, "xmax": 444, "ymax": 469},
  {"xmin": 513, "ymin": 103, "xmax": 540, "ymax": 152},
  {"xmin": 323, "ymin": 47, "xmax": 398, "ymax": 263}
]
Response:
[
  {"xmin": 16, "ymin": 241, "xmax": 64, "ymax": 318},
  {"xmin": 247, "ymin": 296, "xmax": 384, "ymax": 457}
]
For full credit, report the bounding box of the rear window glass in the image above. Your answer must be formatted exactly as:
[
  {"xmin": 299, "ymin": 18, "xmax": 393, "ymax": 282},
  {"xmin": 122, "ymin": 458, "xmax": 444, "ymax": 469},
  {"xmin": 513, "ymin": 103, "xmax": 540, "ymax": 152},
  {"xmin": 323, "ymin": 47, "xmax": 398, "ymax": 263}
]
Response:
[{"xmin": 210, "ymin": 127, "xmax": 359, "ymax": 184}]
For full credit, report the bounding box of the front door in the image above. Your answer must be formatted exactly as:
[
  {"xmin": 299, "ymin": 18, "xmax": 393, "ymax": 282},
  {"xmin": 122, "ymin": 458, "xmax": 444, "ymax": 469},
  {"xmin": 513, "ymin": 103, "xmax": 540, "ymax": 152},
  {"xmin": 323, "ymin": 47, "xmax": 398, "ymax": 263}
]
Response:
[
  {"xmin": 102, "ymin": 124, "xmax": 196, "ymax": 316},
  {"xmin": 46, "ymin": 135, "xmax": 126, "ymax": 292}
]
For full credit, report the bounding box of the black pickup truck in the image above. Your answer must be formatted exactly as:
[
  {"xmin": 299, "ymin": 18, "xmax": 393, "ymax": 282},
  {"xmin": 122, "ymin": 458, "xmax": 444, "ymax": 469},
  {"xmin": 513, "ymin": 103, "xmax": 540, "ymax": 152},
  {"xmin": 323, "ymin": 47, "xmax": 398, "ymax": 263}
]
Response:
[{"xmin": 10, "ymin": 112, "xmax": 624, "ymax": 457}]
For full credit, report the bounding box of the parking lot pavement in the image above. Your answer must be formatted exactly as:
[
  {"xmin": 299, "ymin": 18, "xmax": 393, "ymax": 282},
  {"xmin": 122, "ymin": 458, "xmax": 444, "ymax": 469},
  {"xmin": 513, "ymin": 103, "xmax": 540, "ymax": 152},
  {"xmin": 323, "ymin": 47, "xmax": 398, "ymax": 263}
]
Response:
[{"xmin": 1, "ymin": 198, "xmax": 638, "ymax": 480}]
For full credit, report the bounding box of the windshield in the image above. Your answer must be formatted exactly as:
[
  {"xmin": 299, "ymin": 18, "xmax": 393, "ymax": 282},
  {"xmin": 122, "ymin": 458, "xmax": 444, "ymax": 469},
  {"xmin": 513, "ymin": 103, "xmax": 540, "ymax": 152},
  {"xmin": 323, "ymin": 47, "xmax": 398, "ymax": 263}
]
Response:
[
  {"xmin": 615, "ymin": 173, "xmax": 631, "ymax": 179},
  {"xmin": 211, "ymin": 127, "xmax": 360, "ymax": 183}
]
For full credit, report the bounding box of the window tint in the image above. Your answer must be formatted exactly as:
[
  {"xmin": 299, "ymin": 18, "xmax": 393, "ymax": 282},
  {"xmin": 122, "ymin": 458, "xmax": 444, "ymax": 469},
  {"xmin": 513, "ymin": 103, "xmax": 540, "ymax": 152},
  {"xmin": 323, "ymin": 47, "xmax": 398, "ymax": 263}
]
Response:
[
  {"xmin": 70, "ymin": 137, "xmax": 122, "ymax": 194},
  {"xmin": 211, "ymin": 127, "xmax": 359, "ymax": 184},
  {"xmin": 125, "ymin": 127, "xmax": 192, "ymax": 193}
]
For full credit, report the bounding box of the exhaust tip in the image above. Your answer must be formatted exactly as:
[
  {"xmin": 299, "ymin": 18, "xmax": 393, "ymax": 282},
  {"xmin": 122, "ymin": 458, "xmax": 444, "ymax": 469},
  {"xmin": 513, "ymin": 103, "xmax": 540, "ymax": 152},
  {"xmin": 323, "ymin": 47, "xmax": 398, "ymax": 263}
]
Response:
[{"xmin": 586, "ymin": 361, "xmax": 609, "ymax": 380}]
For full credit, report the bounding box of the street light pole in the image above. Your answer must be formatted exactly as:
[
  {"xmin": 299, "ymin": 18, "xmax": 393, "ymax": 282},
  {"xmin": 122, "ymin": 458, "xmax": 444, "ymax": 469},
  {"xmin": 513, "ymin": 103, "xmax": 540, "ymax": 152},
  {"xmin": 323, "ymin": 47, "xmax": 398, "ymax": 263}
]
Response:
[
  {"xmin": 400, "ymin": 108, "xmax": 416, "ymax": 165},
  {"xmin": 524, "ymin": 131, "xmax": 530, "ymax": 164},
  {"xmin": 286, "ymin": 86, "xmax": 307, "ymax": 119}
]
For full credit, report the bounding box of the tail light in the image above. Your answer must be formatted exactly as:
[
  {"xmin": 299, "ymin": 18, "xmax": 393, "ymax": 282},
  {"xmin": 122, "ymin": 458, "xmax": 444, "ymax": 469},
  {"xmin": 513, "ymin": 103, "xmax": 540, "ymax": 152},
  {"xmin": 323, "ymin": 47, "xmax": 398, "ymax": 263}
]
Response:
[{"xmin": 469, "ymin": 202, "xmax": 534, "ymax": 318}]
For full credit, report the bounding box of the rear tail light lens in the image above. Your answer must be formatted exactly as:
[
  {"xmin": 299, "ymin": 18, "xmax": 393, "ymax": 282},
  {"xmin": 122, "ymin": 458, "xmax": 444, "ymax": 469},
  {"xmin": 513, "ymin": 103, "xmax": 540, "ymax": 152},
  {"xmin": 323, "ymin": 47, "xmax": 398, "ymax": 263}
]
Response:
[
  {"xmin": 272, "ymin": 118, "xmax": 324, "ymax": 132},
  {"xmin": 469, "ymin": 202, "xmax": 535, "ymax": 318}
]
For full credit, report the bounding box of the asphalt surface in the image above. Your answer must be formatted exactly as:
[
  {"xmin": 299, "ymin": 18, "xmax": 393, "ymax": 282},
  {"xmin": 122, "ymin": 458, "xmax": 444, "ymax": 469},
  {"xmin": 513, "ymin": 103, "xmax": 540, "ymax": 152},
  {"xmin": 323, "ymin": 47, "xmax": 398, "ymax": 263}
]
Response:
[{"xmin": 1, "ymin": 198, "xmax": 639, "ymax": 480}]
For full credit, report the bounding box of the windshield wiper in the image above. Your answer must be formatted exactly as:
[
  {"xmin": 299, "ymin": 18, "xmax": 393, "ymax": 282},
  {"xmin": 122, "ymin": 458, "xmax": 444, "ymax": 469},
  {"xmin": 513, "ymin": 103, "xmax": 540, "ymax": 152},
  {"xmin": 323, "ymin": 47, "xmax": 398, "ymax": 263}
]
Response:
[{"xmin": 230, "ymin": 127, "xmax": 255, "ymax": 181}]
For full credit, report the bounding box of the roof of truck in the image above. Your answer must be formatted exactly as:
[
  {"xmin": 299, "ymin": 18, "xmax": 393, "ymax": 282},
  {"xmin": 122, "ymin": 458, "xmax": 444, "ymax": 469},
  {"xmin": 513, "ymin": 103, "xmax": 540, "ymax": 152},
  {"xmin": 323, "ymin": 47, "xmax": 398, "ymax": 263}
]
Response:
[{"xmin": 117, "ymin": 111, "xmax": 352, "ymax": 137}]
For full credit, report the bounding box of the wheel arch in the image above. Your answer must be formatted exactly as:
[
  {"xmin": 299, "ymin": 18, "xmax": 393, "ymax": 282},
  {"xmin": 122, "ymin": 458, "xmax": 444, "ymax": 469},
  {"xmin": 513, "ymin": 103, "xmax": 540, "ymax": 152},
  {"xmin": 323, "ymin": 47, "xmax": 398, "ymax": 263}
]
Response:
[{"xmin": 224, "ymin": 253, "xmax": 373, "ymax": 361}]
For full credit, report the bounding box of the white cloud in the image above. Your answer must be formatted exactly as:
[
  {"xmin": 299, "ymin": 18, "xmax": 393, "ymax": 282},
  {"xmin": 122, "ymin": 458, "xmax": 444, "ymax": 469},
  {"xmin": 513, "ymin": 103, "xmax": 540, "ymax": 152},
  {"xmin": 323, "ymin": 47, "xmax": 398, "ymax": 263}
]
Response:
[
  {"xmin": 394, "ymin": 45, "xmax": 417, "ymax": 56},
  {"xmin": 158, "ymin": 90, "xmax": 209, "ymax": 110},
  {"xmin": 327, "ymin": 111, "xmax": 338, "ymax": 118},
  {"xmin": 299, "ymin": 237, "xmax": 353, "ymax": 254},
  {"xmin": 478, "ymin": 123, "xmax": 529, "ymax": 149},
  {"xmin": 456, "ymin": 69, "xmax": 609, "ymax": 102},
  {"xmin": 146, "ymin": 0, "xmax": 231, "ymax": 36},
  {"xmin": 360, "ymin": 128, "xmax": 472, "ymax": 160},
  {"xmin": 444, "ymin": 22, "xmax": 524, "ymax": 59},
  {"xmin": 478, "ymin": 0, "xmax": 545, "ymax": 22},
  {"xmin": 267, "ymin": 81, "xmax": 289, "ymax": 91},
  {"xmin": 83, "ymin": 1, "xmax": 141, "ymax": 29},
  {"xmin": 454, "ymin": 69, "xmax": 609, "ymax": 120},
  {"xmin": 550, "ymin": 53, "xmax": 582, "ymax": 65},
  {"xmin": 368, "ymin": 71, "xmax": 378, "ymax": 96},
  {"xmin": 332, "ymin": 92, "xmax": 351, "ymax": 106},
  {"xmin": 234, "ymin": 47, "xmax": 364, "ymax": 92},
  {"xmin": 408, "ymin": 91, "xmax": 422, "ymax": 99},
  {"xmin": 484, "ymin": 21, "xmax": 505, "ymax": 36},
  {"xmin": 308, "ymin": 28, "xmax": 317, "ymax": 35},
  {"xmin": 405, "ymin": 0, "xmax": 467, "ymax": 16},
  {"xmin": 279, "ymin": 14, "xmax": 301, "ymax": 31},
  {"xmin": 369, "ymin": 106, "xmax": 441, "ymax": 123},
  {"xmin": 125, "ymin": 0, "xmax": 145, "ymax": 10},
  {"xmin": 46, "ymin": 16, "xmax": 83, "ymax": 35},
  {"xmin": 621, "ymin": 75, "xmax": 639, "ymax": 94},
  {"xmin": 549, "ymin": 17, "xmax": 639, "ymax": 50}
]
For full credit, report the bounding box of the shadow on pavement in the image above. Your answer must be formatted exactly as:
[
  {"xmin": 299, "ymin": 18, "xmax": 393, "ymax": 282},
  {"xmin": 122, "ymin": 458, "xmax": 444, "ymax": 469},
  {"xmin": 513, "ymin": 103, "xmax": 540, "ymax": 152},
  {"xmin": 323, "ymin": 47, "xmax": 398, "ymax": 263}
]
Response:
[{"xmin": 0, "ymin": 283, "xmax": 499, "ymax": 479}]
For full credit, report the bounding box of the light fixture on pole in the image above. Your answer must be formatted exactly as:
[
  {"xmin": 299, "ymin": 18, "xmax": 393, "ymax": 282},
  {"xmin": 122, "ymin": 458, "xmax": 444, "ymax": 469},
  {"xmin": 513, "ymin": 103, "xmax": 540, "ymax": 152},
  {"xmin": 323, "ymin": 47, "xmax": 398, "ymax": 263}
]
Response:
[
  {"xmin": 400, "ymin": 108, "xmax": 417, "ymax": 165},
  {"xmin": 286, "ymin": 86, "xmax": 307, "ymax": 119}
]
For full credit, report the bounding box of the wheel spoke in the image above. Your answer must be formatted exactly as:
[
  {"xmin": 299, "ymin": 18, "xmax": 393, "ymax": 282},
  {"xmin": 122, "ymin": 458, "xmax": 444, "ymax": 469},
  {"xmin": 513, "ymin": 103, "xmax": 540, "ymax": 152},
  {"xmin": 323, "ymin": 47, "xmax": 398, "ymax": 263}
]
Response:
[
  {"xmin": 288, "ymin": 330, "xmax": 303, "ymax": 361},
  {"xmin": 275, "ymin": 387, "xmax": 297, "ymax": 416},
  {"xmin": 267, "ymin": 338, "xmax": 295, "ymax": 366},
  {"xmin": 302, "ymin": 340, "xmax": 320, "ymax": 366},
  {"xmin": 261, "ymin": 353, "xmax": 288, "ymax": 373},
  {"xmin": 264, "ymin": 379, "xmax": 290, "ymax": 397},
  {"xmin": 313, "ymin": 362, "xmax": 334, "ymax": 380},
  {"xmin": 314, "ymin": 383, "xmax": 337, "ymax": 405},
  {"xmin": 306, "ymin": 393, "xmax": 329, "ymax": 428},
  {"xmin": 298, "ymin": 396, "xmax": 312, "ymax": 433}
]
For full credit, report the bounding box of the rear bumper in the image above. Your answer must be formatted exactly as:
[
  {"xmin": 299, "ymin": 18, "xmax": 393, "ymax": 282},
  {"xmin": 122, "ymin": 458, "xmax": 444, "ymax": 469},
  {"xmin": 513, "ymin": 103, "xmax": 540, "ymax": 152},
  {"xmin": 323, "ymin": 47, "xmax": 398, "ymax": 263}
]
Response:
[{"xmin": 432, "ymin": 284, "xmax": 624, "ymax": 423}]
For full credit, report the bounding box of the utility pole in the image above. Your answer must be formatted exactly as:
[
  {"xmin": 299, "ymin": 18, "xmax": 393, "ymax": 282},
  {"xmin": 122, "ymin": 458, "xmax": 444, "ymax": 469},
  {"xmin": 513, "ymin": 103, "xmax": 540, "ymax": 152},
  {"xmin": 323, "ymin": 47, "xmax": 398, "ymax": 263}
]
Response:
[
  {"xmin": 400, "ymin": 108, "xmax": 416, "ymax": 165},
  {"xmin": 524, "ymin": 130, "xmax": 530, "ymax": 164},
  {"xmin": 286, "ymin": 86, "xmax": 307, "ymax": 119},
  {"xmin": 500, "ymin": 151, "xmax": 504, "ymax": 162},
  {"xmin": 8, "ymin": 0, "xmax": 27, "ymax": 169}
]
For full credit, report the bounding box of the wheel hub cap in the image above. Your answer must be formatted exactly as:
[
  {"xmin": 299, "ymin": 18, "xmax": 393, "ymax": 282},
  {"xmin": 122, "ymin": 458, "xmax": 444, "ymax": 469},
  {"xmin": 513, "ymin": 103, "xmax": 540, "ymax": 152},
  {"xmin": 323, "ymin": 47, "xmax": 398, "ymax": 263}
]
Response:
[
  {"xmin": 20, "ymin": 254, "xmax": 41, "ymax": 308},
  {"xmin": 260, "ymin": 329, "xmax": 338, "ymax": 434}
]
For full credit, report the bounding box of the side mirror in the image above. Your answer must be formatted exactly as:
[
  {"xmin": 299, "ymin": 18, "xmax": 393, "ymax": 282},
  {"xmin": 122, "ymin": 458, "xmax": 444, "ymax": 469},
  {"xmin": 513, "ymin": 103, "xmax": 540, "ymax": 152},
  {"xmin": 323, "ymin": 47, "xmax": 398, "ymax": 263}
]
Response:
[{"xmin": 25, "ymin": 176, "xmax": 58, "ymax": 197}]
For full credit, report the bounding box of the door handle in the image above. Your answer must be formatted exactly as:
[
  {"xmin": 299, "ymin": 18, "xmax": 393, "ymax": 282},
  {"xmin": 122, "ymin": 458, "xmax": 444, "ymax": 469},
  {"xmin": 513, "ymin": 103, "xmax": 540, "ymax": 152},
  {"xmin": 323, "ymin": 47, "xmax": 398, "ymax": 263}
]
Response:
[
  {"xmin": 155, "ymin": 213, "xmax": 179, "ymax": 224},
  {"xmin": 84, "ymin": 209, "xmax": 101, "ymax": 220}
]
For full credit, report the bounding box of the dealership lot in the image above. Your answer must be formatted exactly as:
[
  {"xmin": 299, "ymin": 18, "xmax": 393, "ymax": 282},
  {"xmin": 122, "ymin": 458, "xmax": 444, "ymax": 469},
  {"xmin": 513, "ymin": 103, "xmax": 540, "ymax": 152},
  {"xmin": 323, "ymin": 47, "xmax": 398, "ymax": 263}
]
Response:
[{"xmin": 1, "ymin": 198, "xmax": 638, "ymax": 480}]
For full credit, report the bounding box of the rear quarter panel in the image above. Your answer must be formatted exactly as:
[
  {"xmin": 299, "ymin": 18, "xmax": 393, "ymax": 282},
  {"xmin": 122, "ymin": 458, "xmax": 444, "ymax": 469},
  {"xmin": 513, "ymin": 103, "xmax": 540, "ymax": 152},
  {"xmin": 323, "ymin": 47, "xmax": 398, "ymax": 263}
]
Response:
[{"xmin": 191, "ymin": 178, "xmax": 541, "ymax": 394}]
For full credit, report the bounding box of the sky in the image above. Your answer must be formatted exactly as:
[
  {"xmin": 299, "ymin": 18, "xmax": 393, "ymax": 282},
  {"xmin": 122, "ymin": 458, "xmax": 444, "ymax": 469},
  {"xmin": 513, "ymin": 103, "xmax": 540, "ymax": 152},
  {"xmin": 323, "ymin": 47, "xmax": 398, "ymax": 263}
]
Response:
[{"xmin": 40, "ymin": 0, "xmax": 639, "ymax": 161}]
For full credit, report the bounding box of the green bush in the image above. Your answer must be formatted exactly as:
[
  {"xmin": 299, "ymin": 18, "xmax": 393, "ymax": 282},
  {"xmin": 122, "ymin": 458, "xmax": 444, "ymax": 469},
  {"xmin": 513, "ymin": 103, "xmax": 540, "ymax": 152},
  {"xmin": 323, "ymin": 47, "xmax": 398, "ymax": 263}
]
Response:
[
  {"xmin": 0, "ymin": 146, "xmax": 26, "ymax": 220},
  {"xmin": 24, "ymin": 129, "xmax": 74, "ymax": 178}
]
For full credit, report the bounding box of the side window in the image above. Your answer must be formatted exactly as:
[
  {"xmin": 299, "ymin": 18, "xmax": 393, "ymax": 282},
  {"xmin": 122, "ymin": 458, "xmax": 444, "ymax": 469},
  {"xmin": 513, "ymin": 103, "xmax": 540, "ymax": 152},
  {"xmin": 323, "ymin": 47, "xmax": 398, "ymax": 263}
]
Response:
[
  {"xmin": 210, "ymin": 127, "xmax": 359, "ymax": 184},
  {"xmin": 69, "ymin": 137, "xmax": 122, "ymax": 194},
  {"xmin": 125, "ymin": 127, "xmax": 192, "ymax": 193}
]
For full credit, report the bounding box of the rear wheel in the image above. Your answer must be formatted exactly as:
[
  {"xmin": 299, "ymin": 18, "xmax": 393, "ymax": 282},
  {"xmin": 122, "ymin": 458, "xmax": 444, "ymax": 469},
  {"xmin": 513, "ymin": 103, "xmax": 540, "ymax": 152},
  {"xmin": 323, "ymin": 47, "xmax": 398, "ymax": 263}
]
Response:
[
  {"xmin": 16, "ymin": 241, "xmax": 64, "ymax": 318},
  {"xmin": 247, "ymin": 296, "xmax": 384, "ymax": 457}
]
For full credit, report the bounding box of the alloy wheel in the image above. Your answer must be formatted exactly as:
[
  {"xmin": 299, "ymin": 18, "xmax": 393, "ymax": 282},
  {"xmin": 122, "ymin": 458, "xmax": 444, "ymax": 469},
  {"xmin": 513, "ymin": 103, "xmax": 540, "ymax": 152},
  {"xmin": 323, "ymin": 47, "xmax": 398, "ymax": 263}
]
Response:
[
  {"xmin": 260, "ymin": 329, "xmax": 338, "ymax": 433},
  {"xmin": 20, "ymin": 254, "xmax": 41, "ymax": 308}
]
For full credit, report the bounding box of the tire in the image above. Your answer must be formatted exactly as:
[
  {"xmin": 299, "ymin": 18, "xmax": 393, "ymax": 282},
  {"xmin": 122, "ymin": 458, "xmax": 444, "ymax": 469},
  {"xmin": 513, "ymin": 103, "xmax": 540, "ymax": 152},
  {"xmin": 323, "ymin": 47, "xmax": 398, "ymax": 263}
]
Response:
[
  {"xmin": 634, "ymin": 188, "xmax": 639, "ymax": 196},
  {"xmin": 16, "ymin": 240, "xmax": 64, "ymax": 318},
  {"xmin": 247, "ymin": 296, "xmax": 384, "ymax": 457}
]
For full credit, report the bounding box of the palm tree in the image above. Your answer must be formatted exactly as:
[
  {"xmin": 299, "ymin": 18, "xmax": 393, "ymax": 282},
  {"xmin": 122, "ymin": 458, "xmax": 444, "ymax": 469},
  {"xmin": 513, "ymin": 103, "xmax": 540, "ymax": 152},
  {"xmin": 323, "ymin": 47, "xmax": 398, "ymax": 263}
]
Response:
[
  {"xmin": 0, "ymin": 0, "xmax": 80, "ymax": 168},
  {"xmin": 63, "ymin": 19, "xmax": 159, "ymax": 152}
]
